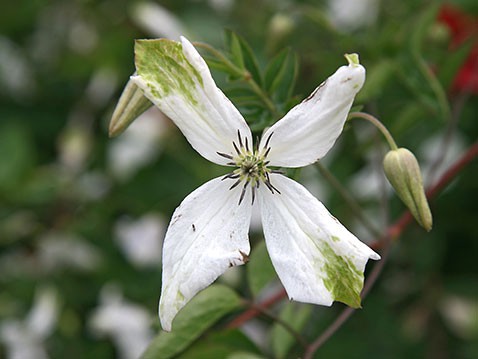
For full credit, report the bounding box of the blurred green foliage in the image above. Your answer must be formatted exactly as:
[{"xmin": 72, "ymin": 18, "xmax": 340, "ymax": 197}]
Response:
[{"xmin": 0, "ymin": 0, "xmax": 477, "ymax": 358}]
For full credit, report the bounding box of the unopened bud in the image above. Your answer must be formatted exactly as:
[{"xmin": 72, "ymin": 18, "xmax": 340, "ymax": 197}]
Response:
[
  {"xmin": 269, "ymin": 14, "xmax": 294, "ymax": 38},
  {"xmin": 108, "ymin": 74, "xmax": 152, "ymax": 137},
  {"xmin": 383, "ymin": 148, "xmax": 433, "ymax": 231}
]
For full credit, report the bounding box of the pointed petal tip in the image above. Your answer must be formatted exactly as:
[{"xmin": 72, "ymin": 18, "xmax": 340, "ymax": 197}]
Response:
[
  {"xmin": 179, "ymin": 35, "xmax": 189, "ymax": 44},
  {"xmin": 160, "ymin": 318, "xmax": 172, "ymax": 332},
  {"xmin": 370, "ymin": 251, "xmax": 381, "ymax": 261}
]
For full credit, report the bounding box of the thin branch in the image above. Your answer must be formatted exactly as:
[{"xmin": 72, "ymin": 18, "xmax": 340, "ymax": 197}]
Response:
[
  {"xmin": 243, "ymin": 299, "xmax": 308, "ymax": 348},
  {"xmin": 303, "ymin": 142, "xmax": 478, "ymax": 358},
  {"xmin": 226, "ymin": 289, "xmax": 286, "ymax": 329},
  {"xmin": 226, "ymin": 142, "xmax": 478, "ymax": 356}
]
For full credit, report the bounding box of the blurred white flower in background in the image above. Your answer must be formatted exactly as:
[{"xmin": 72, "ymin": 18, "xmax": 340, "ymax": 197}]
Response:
[
  {"xmin": 0, "ymin": 36, "xmax": 36, "ymax": 99},
  {"xmin": 0, "ymin": 232, "xmax": 102, "ymax": 279},
  {"xmin": 439, "ymin": 295, "xmax": 478, "ymax": 339},
  {"xmin": 85, "ymin": 68, "xmax": 119, "ymax": 109},
  {"xmin": 67, "ymin": 18, "xmax": 98, "ymax": 55},
  {"xmin": 208, "ymin": 0, "xmax": 235, "ymax": 13},
  {"xmin": 114, "ymin": 213, "xmax": 166, "ymax": 268},
  {"xmin": 349, "ymin": 150, "xmax": 387, "ymax": 200},
  {"xmin": 419, "ymin": 132, "xmax": 466, "ymax": 185},
  {"xmin": 0, "ymin": 287, "xmax": 59, "ymax": 359},
  {"xmin": 89, "ymin": 285, "xmax": 154, "ymax": 359},
  {"xmin": 108, "ymin": 107, "xmax": 169, "ymax": 181},
  {"xmin": 131, "ymin": 2, "xmax": 185, "ymax": 40},
  {"xmin": 350, "ymin": 131, "xmax": 466, "ymax": 201},
  {"xmin": 327, "ymin": 0, "xmax": 379, "ymax": 32},
  {"xmin": 38, "ymin": 232, "xmax": 102, "ymax": 272}
]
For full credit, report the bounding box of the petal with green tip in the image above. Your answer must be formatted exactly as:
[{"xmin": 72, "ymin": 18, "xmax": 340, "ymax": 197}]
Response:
[
  {"xmin": 259, "ymin": 174, "xmax": 380, "ymax": 308},
  {"xmin": 133, "ymin": 37, "xmax": 252, "ymax": 165},
  {"xmin": 259, "ymin": 61, "xmax": 365, "ymax": 168}
]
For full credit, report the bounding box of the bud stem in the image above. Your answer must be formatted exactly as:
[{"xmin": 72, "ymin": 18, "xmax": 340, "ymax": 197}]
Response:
[{"xmin": 348, "ymin": 112, "xmax": 398, "ymax": 151}]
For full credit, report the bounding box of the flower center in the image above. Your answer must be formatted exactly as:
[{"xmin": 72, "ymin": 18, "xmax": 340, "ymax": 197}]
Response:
[{"xmin": 217, "ymin": 130, "xmax": 280, "ymax": 205}]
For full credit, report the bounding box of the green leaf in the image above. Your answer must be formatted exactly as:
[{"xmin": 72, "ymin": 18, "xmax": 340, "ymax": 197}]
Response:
[
  {"xmin": 225, "ymin": 30, "xmax": 245, "ymax": 70},
  {"xmin": 224, "ymin": 30, "xmax": 263, "ymax": 87},
  {"xmin": 271, "ymin": 303, "xmax": 312, "ymax": 359},
  {"xmin": 264, "ymin": 48, "xmax": 291, "ymax": 93},
  {"xmin": 180, "ymin": 330, "xmax": 261, "ymax": 359},
  {"xmin": 0, "ymin": 122, "xmax": 35, "ymax": 191},
  {"xmin": 236, "ymin": 35, "xmax": 263, "ymax": 88},
  {"xmin": 204, "ymin": 56, "xmax": 237, "ymax": 75},
  {"xmin": 141, "ymin": 285, "xmax": 242, "ymax": 359},
  {"xmin": 270, "ymin": 50, "xmax": 298, "ymax": 104},
  {"xmin": 247, "ymin": 241, "xmax": 277, "ymax": 297},
  {"xmin": 227, "ymin": 352, "xmax": 267, "ymax": 359}
]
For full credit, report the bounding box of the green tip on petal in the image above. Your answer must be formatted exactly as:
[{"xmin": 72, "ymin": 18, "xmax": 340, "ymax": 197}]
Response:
[{"xmin": 344, "ymin": 53, "xmax": 360, "ymax": 67}]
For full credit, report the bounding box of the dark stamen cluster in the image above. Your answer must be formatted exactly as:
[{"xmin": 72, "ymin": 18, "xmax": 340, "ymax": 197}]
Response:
[{"xmin": 217, "ymin": 130, "xmax": 281, "ymax": 205}]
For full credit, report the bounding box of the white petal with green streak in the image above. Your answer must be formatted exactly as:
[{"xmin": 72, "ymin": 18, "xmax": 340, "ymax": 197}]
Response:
[
  {"xmin": 259, "ymin": 174, "xmax": 380, "ymax": 308},
  {"xmin": 159, "ymin": 177, "xmax": 252, "ymax": 331},
  {"xmin": 133, "ymin": 37, "xmax": 252, "ymax": 165},
  {"xmin": 259, "ymin": 62, "xmax": 365, "ymax": 168}
]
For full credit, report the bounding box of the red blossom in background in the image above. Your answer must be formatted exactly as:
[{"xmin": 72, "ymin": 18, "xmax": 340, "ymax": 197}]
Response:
[{"xmin": 437, "ymin": 3, "xmax": 478, "ymax": 94}]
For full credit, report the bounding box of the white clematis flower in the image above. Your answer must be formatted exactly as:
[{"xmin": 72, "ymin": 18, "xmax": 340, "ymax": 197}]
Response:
[{"xmin": 132, "ymin": 36, "xmax": 380, "ymax": 331}]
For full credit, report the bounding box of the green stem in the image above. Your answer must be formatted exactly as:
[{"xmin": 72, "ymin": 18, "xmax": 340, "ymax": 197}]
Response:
[
  {"xmin": 348, "ymin": 112, "xmax": 398, "ymax": 150},
  {"xmin": 410, "ymin": 5, "xmax": 451, "ymax": 122},
  {"xmin": 315, "ymin": 162, "xmax": 382, "ymax": 239},
  {"xmin": 193, "ymin": 42, "xmax": 280, "ymax": 118}
]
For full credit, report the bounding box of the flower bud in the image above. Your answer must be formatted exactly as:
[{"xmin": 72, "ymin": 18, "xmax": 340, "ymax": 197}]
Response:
[
  {"xmin": 108, "ymin": 74, "xmax": 152, "ymax": 137},
  {"xmin": 383, "ymin": 148, "xmax": 433, "ymax": 231}
]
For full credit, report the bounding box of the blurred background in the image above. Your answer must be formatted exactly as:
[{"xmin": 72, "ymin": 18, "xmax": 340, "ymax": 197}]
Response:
[{"xmin": 0, "ymin": 0, "xmax": 477, "ymax": 358}]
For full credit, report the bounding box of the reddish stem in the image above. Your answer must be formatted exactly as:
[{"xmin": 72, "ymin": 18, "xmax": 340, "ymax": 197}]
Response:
[
  {"xmin": 303, "ymin": 142, "xmax": 477, "ymax": 358},
  {"xmin": 226, "ymin": 142, "xmax": 478, "ymax": 349},
  {"xmin": 226, "ymin": 289, "xmax": 286, "ymax": 329}
]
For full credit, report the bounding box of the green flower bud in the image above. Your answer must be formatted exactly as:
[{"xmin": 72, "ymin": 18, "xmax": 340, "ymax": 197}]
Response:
[
  {"xmin": 383, "ymin": 148, "xmax": 433, "ymax": 231},
  {"xmin": 108, "ymin": 75, "xmax": 152, "ymax": 137}
]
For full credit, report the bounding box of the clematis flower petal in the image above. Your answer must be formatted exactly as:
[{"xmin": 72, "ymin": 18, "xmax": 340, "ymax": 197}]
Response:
[
  {"xmin": 133, "ymin": 36, "xmax": 252, "ymax": 165},
  {"xmin": 159, "ymin": 177, "xmax": 252, "ymax": 331},
  {"xmin": 259, "ymin": 174, "xmax": 380, "ymax": 308},
  {"xmin": 260, "ymin": 60, "xmax": 365, "ymax": 167}
]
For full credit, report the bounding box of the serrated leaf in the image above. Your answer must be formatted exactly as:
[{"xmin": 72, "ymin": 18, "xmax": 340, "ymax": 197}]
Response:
[
  {"xmin": 225, "ymin": 30, "xmax": 245, "ymax": 70},
  {"xmin": 236, "ymin": 35, "xmax": 263, "ymax": 88},
  {"xmin": 141, "ymin": 285, "xmax": 242, "ymax": 359},
  {"xmin": 264, "ymin": 49, "xmax": 290, "ymax": 93},
  {"xmin": 224, "ymin": 30, "xmax": 263, "ymax": 87},
  {"xmin": 247, "ymin": 241, "xmax": 277, "ymax": 297},
  {"xmin": 274, "ymin": 50, "xmax": 298, "ymax": 104},
  {"xmin": 271, "ymin": 303, "xmax": 312, "ymax": 359}
]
